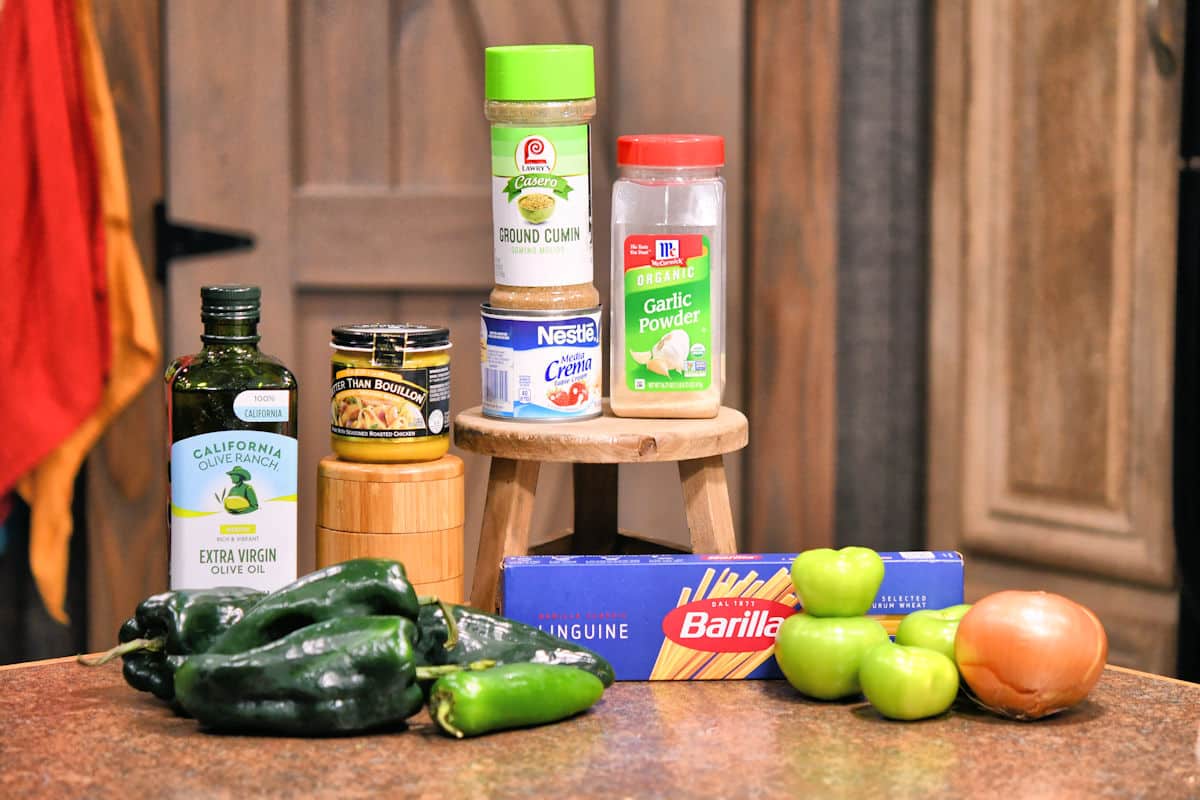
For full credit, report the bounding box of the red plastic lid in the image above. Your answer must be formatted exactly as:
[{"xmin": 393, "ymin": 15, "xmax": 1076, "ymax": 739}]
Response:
[{"xmin": 617, "ymin": 135, "xmax": 725, "ymax": 167}]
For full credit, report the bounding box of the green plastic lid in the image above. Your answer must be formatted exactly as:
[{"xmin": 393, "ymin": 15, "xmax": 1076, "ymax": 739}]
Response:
[{"xmin": 485, "ymin": 45, "xmax": 595, "ymax": 101}]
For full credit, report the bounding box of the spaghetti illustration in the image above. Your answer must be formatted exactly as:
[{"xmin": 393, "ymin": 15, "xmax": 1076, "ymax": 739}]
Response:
[{"xmin": 649, "ymin": 566, "xmax": 797, "ymax": 680}]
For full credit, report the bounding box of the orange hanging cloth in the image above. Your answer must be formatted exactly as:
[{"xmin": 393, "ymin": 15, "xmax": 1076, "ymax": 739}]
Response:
[
  {"xmin": 0, "ymin": 0, "xmax": 110, "ymax": 498},
  {"xmin": 12, "ymin": 0, "xmax": 161, "ymax": 623}
]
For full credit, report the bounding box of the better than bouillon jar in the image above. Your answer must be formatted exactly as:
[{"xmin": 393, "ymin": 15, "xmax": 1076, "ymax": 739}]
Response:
[
  {"xmin": 485, "ymin": 44, "xmax": 598, "ymax": 312},
  {"xmin": 330, "ymin": 325, "xmax": 451, "ymax": 463}
]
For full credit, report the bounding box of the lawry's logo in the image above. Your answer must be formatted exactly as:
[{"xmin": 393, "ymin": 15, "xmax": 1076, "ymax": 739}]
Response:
[
  {"xmin": 536, "ymin": 320, "xmax": 599, "ymax": 346},
  {"xmin": 662, "ymin": 598, "xmax": 795, "ymax": 652},
  {"xmin": 516, "ymin": 135, "xmax": 556, "ymax": 173}
]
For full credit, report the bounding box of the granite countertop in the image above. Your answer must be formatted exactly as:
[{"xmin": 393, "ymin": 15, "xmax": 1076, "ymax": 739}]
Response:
[{"xmin": 1, "ymin": 658, "xmax": 1198, "ymax": 799}]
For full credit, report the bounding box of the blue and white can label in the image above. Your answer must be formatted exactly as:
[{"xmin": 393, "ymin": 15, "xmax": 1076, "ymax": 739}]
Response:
[{"xmin": 481, "ymin": 305, "xmax": 603, "ymax": 421}]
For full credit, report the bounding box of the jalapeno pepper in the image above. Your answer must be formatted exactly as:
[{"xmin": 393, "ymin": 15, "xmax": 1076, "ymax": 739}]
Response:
[
  {"xmin": 414, "ymin": 602, "xmax": 614, "ymax": 686},
  {"xmin": 78, "ymin": 587, "xmax": 265, "ymax": 700},
  {"xmin": 428, "ymin": 663, "xmax": 605, "ymax": 739},
  {"xmin": 206, "ymin": 558, "xmax": 457, "ymax": 654}
]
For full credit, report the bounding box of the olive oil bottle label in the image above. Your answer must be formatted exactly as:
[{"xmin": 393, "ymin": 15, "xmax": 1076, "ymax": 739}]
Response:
[
  {"xmin": 169, "ymin": 430, "xmax": 298, "ymax": 590},
  {"xmin": 491, "ymin": 124, "xmax": 592, "ymax": 287},
  {"xmin": 622, "ymin": 234, "xmax": 712, "ymax": 392},
  {"xmin": 330, "ymin": 365, "xmax": 450, "ymax": 440}
]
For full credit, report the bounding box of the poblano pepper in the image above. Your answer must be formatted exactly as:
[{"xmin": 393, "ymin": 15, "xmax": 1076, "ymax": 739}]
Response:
[
  {"xmin": 78, "ymin": 587, "xmax": 265, "ymax": 700},
  {"xmin": 175, "ymin": 615, "xmax": 482, "ymax": 735},
  {"xmin": 206, "ymin": 558, "xmax": 457, "ymax": 655},
  {"xmin": 415, "ymin": 602, "xmax": 615, "ymax": 687}
]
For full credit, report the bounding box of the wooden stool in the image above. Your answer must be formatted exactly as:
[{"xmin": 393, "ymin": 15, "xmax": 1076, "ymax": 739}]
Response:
[{"xmin": 454, "ymin": 404, "xmax": 749, "ymax": 611}]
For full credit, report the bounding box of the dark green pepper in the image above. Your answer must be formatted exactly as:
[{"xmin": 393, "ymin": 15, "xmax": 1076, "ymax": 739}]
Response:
[
  {"xmin": 415, "ymin": 602, "xmax": 615, "ymax": 687},
  {"xmin": 207, "ymin": 559, "xmax": 457, "ymax": 654},
  {"xmin": 429, "ymin": 663, "xmax": 605, "ymax": 738},
  {"xmin": 176, "ymin": 616, "xmax": 477, "ymax": 736},
  {"xmin": 78, "ymin": 587, "xmax": 265, "ymax": 700}
]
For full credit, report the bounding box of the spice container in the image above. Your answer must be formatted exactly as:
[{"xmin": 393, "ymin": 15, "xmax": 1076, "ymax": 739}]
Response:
[
  {"xmin": 330, "ymin": 324, "xmax": 451, "ymax": 463},
  {"xmin": 610, "ymin": 135, "xmax": 726, "ymax": 418},
  {"xmin": 481, "ymin": 304, "xmax": 602, "ymax": 421},
  {"xmin": 316, "ymin": 454, "xmax": 464, "ymax": 602},
  {"xmin": 485, "ymin": 44, "xmax": 598, "ymax": 312}
]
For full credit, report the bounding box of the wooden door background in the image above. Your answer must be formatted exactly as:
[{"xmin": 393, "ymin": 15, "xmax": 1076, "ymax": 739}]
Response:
[
  {"xmin": 929, "ymin": 0, "xmax": 1183, "ymax": 673},
  {"xmin": 161, "ymin": 0, "xmax": 747, "ymax": 596}
]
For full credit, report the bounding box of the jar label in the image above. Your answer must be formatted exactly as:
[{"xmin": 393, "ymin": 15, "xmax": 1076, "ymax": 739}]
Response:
[
  {"xmin": 481, "ymin": 309, "xmax": 602, "ymax": 420},
  {"xmin": 622, "ymin": 234, "xmax": 712, "ymax": 392},
  {"xmin": 169, "ymin": 430, "xmax": 298, "ymax": 591},
  {"xmin": 491, "ymin": 124, "xmax": 592, "ymax": 287},
  {"xmin": 330, "ymin": 365, "xmax": 450, "ymax": 440}
]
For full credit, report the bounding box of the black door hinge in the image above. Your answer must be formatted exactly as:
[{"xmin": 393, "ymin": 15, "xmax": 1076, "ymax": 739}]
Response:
[{"xmin": 154, "ymin": 201, "xmax": 256, "ymax": 283}]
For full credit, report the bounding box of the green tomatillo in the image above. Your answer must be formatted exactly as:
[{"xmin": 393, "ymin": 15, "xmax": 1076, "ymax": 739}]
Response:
[
  {"xmin": 774, "ymin": 613, "xmax": 889, "ymax": 700},
  {"xmin": 894, "ymin": 604, "xmax": 972, "ymax": 663},
  {"xmin": 859, "ymin": 641, "xmax": 960, "ymax": 721},
  {"xmin": 790, "ymin": 546, "xmax": 886, "ymax": 617}
]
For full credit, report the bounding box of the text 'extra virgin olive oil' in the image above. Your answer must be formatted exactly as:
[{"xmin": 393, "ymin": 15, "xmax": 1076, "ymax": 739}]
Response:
[{"xmin": 165, "ymin": 286, "xmax": 298, "ymax": 591}]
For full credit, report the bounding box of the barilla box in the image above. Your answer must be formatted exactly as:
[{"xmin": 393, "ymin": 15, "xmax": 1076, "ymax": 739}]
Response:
[{"xmin": 500, "ymin": 551, "xmax": 964, "ymax": 681}]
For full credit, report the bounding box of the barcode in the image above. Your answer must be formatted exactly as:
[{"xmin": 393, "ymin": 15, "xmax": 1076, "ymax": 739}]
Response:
[{"xmin": 485, "ymin": 368, "xmax": 508, "ymax": 402}]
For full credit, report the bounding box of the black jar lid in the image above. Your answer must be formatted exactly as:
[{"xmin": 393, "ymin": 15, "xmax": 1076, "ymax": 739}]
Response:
[
  {"xmin": 201, "ymin": 285, "xmax": 260, "ymax": 321},
  {"xmin": 331, "ymin": 323, "xmax": 451, "ymax": 351}
]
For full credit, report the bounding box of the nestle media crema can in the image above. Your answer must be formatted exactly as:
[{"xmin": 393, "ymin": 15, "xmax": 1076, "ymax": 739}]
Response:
[{"xmin": 481, "ymin": 304, "xmax": 602, "ymax": 422}]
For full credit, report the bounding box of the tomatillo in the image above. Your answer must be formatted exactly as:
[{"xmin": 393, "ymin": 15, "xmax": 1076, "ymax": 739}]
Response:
[
  {"xmin": 859, "ymin": 641, "xmax": 959, "ymax": 721},
  {"xmin": 789, "ymin": 547, "xmax": 885, "ymax": 617},
  {"xmin": 894, "ymin": 604, "xmax": 972, "ymax": 662},
  {"xmin": 775, "ymin": 613, "xmax": 889, "ymax": 700}
]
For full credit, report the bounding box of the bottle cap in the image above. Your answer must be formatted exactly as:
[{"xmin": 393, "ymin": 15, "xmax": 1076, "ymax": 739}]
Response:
[
  {"xmin": 617, "ymin": 135, "xmax": 725, "ymax": 168},
  {"xmin": 201, "ymin": 285, "xmax": 260, "ymax": 321},
  {"xmin": 485, "ymin": 45, "xmax": 595, "ymax": 102}
]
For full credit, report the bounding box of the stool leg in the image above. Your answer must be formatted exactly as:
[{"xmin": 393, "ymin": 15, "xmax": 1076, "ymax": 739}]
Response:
[
  {"xmin": 678, "ymin": 455, "xmax": 738, "ymax": 554},
  {"xmin": 470, "ymin": 457, "xmax": 540, "ymax": 612}
]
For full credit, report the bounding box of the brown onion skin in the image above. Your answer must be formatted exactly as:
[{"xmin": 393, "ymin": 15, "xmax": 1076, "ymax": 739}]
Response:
[{"xmin": 954, "ymin": 590, "xmax": 1107, "ymax": 720}]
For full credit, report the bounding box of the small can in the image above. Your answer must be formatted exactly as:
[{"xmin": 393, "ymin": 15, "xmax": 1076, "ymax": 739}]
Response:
[{"xmin": 480, "ymin": 304, "xmax": 602, "ymax": 421}]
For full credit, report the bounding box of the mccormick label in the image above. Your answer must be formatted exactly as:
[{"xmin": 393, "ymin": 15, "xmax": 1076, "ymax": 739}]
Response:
[
  {"xmin": 622, "ymin": 234, "xmax": 711, "ymax": 392},
  {"xmin": 481, "ymin": 307, "xmax": 602, "ymax": 421},
  {"xmin": 501, "ymin": 552, "xmax": 965, "ymax": 680},
  {"xmin": 169, "ymin": 431, "xmax": 298, "ymax": 591},
  {"xmin": 491, "ymin": 125, "xmax": 592, "ymax": 287}
]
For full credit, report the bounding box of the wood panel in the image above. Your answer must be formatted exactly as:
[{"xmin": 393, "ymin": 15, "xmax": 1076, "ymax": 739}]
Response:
[
  {"xmin": 835, "ymin": 0, "xmax": 929, "ymax": 551},
  {"xmin": 746, "ymin": 0, "xmax": 839, "ymax": 552},
  {"xmin": 953, "ymin": 0, "xmax": 1178, "ymax": 586},
  {"xmin": 929, "ymin": 0, "xmax": 1183, "ymax": 670},
  {"xmin": 88, "ymin": 0, "xmax": 166, "ymax": 649}
]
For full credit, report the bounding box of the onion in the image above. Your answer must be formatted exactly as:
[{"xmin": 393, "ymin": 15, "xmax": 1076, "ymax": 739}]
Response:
[{"xmin": 954, "ymin": 590, "xmax": 1107, "ymax": 720}]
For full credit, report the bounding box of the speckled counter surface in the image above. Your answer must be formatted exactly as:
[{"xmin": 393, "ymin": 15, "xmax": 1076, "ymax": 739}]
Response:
[{"xmin": 1, "ymin": 659, "xmax": 1197, "ymax": 799}]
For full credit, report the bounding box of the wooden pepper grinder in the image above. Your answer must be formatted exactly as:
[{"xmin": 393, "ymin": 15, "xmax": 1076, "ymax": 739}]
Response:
[{"xmin": 316, "ymin": 454, "xmax": 465, "ymax": 602}]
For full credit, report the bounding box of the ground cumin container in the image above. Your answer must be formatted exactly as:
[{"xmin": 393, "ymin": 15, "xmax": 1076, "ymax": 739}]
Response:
[
  {"xmin": 485, "ymin": 44, "xmax": 599, "ymax": 312},
  {"xmin": 316, "ymin": 454, "xmax": 464, "ymax": 602},
  {"xmin": 330, "ymin": 324, "xmax": 451, "ymax": 463}
]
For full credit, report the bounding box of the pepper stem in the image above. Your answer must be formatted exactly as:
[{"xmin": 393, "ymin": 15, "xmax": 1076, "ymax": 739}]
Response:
[
  {"xmin": 417, "ymin": 595, "xmax": 460, "ymax": 650},
  {"xmin": 414, "ymin": 660, "xmax": 496, "ymax": 681},
  {"xmin": 76, "ymin": 637, "xmax": 165, "ymax": 667},
  {"xmin": 433, "ymin": 694, "xmax": 465, "ymax": 739}
]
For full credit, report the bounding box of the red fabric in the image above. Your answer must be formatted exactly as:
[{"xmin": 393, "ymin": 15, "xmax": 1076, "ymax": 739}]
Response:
[{"xmin": 0, "ymin": 0, "xmax": 109, "ymax": 495}]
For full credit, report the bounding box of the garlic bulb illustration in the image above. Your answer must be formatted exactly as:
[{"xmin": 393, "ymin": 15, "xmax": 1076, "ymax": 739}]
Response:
[{"xmin": 631, "ymin": 329, "xmax": 689, "ymax": 376}]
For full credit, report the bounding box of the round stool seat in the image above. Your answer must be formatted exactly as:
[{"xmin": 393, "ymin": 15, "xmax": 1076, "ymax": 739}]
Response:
[{"xmin": 453, "ymin": 403, "xmax": 748, "ymax": 463}]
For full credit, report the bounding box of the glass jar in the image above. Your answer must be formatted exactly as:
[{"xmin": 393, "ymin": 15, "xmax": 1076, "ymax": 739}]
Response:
[
  {"xmin": 484, "ymin": 45, "xmax": 598, "ymax": 311},
  {"xmin": 330, "ymin": 324, "xmax": 451, "ymax": 463},
  {"xmin": 610, "ymin": 135, "xmax": 726, "ymax": 418}
]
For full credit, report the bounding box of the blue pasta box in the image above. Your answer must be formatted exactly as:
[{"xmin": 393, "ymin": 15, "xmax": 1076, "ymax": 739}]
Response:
[{"xmin": 500, "ymin": 551, "xmax": 964, "ymax": 681}]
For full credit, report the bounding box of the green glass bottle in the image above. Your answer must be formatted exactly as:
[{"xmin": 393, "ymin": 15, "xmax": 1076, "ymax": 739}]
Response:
[{"xmin": 165, "ymin": 285, "xmax": 298, "ymax": 590}]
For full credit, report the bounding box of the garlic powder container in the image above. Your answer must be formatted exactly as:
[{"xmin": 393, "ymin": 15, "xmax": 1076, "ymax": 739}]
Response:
[{"xmin": 610, "ymin": 135, "xmax": 726, "ymax": 418}]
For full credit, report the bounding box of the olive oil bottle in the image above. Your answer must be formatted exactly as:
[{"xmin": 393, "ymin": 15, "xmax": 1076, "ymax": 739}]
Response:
[{"xmin": 165, "ymin": 285, "xmax": 298, "ymax": 590}]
